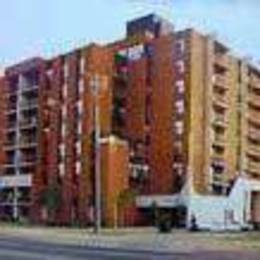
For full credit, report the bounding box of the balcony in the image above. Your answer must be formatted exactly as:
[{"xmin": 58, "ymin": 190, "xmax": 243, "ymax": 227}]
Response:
[
  {"xmin": 19, "ymin": 140, "xmax": 37, "ymax": 149},
  {"xmin": 130, "ymin": 164, "xmax": 149, "ymax": 180},
  {"xmin": 19, "ymin": 118, "xmax": 37, "ymax": 129},
  {"xmin": 246, "ymin": 143, "xmax": 260, "ymax": 158},
  {"xmin": 114, "ymin": 71, "xmax": 128, "ymax": 85},
  {"xmin": 246, "ymin": 160, "xmax": 260, "ymax": 176},
  {"xmin": 247, "ymin": 128, "xmax": 260, "ymax": 142},
  {"xmin": 214, "ymin": 54, "xmax": 229, "ymax": 69},
  {"xmin": 4, "ymin": 139, "xmax": 37, "ymax": 151},
  {"xmin": 4, "ymin": 143, "xmax": 17, "ymax": 151},
  {"xmin": 249, "ymin": 75, "xmax": 260, "ymax": 90},
  {"xmin": 247, "ymin": 112, "xmax": 260, "ymax": 126},
  {"xmin": 213, "ymin": 74, "xmax": 228, "ymax": 90},
  {"xmin": 5, "ymin": 102, "xmax": 17, "ymax": 114},
  {"xmin": 21, "ymin": 85, "xmax": 38, "ymax": 93},
  {"xmin": 3, "ymin": 163, "xmax": 15, "ymax": 168},
  {"xmin": 211, "ymin": 153, "xmax": 225, "ymax": 162},
  {"xmin": 212, "ymin": 134, "xmax": 226, "ymax": 148},
  {"xmin": 212, "ymin": 93, "xmax": 228, "ymax": 109},
  {"xmin": 248, "ymin": 93, "xmax": 260, "ymax": 110},
  {"xmin": 20, "ymin": 101, "xmax": 38, "ymax": 111},
  {"xmin": 5, "ymin": 90, "xmax": 17, "ymax": 98},
  {"xmin": 212, "ymin": 115, "xmax": 227, "ymax": 128},
  {"xmin": 19, "ymin": 161, "xmax": 36, "ymax": 167},
  {"xmin": 5, "ymin": 135, "xmax": 16, "ymax": 144},
  {"xmin": 212, "ymin": 174, "xmax": 225, "ymax": 184},
  {"xmin": 4, "ymin": 160, "xmax": 36, "ymax": 167},
  {"xmin": 0, "ymin": 174, "xmax": 32, "ymax": 188}
]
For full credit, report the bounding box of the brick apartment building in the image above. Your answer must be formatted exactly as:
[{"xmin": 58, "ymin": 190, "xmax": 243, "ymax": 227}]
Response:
[{"xmin": 0, "ymin": 14, "xmax": 260, "ymax": 229}]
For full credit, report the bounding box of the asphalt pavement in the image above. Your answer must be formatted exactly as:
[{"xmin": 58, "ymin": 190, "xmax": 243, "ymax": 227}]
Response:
[
  {"xmin": 0, "ymin": 235, "xmax": 258, "ymax": 260},
  {"xmin": 0, "ymin": 235, "xmax": 180, "ymax": 260}
]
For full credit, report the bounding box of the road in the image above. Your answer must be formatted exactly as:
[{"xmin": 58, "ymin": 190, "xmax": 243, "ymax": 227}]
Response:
[{"xmin": 0, "ymin": 235, "xmax": 258, "ymax": 260}]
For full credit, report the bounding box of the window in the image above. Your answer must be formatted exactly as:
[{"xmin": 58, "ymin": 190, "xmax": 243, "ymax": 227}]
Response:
[
  {"xmin": 77, "ymin": 100, "xmax": 83, "ymax": 116},
  {"xmin": 174, "ymin": 140, "xmax": 182, "ymax": 149},
  {"xmin": 46, "ymin": 69, "xmax": 53, "ymax": 78},
  {"xmin": 176, "ymin": 39, "xmax": 185, "ymax": 54},
  {"xmin": 175, "ymin": 120, "xmax": 184, "ymax": 135},
  {"xmin": 173, "ymin": 162, "xmax": 183, "ymax": 175},
  {"xmin": 59, "ymin": 163, "xmax": 65, "ymax": 177},
  {"xmin": 212, "ymin": 74, "xmax": 216, "ymax": 84},
  {"xmin": 75, "ymin": 161, "xmax": 81, "ymax": 175},
  {"xmin": 62, "ymin": 83, "xmax": 68, "ymax": 99},
  {"xmin": 80, "ymin": 57, "xmax": 85, "ymax": 75},
  {"xmin": 176, "ymin": 60, "xmax": 185, "ymax": 74},
  {"xmin": 78, "ymin": 78, "xmax": 84, "ymax": 94},
  {"xmin": 176, "ymin": 80, "xmax": 185, "ymax": 94},
  {"xmin": 59, "ymin": 143, "xmax": 65, "ymax": 158},
  {"xmin": 61, "ymin": 123, "xmax": 66, "ymax": 138},
  {"xmin": 128, "ymin": 44, "xmax": 144, "ymax": 61},
  {"xmin": 62, "ymin": 105, "xmax": 67, "ymax": 118},
  {"xmin": 77, "ymin": 121, "xmax": 82, "ymax": 136},
  {"xmin": 63, "ymin": 62, "xmax": 69, "ymax": 79},
  {"xmin": 175, "ymin": 100, "xmax": 184, "ymax": 114},
  {"xmin": 76, "ymin": 141, "xmax": 81, "ymax": 156},
  {"xmin": 212, "ymin": 184, "xmax": 223, "ymax": 195},
  {"xmin": 145, "ymin": 135, "xmax": 151, "ymax": 146}
]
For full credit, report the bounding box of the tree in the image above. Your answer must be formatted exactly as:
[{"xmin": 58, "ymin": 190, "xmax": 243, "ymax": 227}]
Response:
[
  {"xmin": 40, "ymin": 183, "xmax": 62, "ymax": 224},
  {"xmin": 114, "ymin": 189, "xmax": 137, "ymax": 228},
  {"xmin": 151, "ymin": 201, "xmax": 159, "ymax": 227}
]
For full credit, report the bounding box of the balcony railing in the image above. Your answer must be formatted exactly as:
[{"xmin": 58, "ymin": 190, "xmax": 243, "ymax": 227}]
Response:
[
  {"xmin": 246, "ymin": 144, "xmax": 260, "ymax": 158},
  {"xmin": 247, "ymin": 112, "xmax": 260, "ymax": 126},
  {"xmin": 6, "ymin": 121, "xmax": 17, "ymax": 129},
  {"xmin": 250, "ymin": 75, "xmax": 260, "ymax": 90},
  {"xmin": 3, "ymin": 162, "xmax": 15, "ymax": 168},
  {"xmin": 130, "ymin": 164, "xmax": 149, "ymax": 179},
  {"xmin": 0, "ymin": 174, "xmax": 32, "ymax": 188},
  {"xmin": 212, "ymin": 93, "xmax": 228, "ymax": 109},
  {"xmin": 6, "ymin": 90, "xmax": 17, "ymax": 97},
  {"xmin": 19, "ymin": 142, "xmax": 37, "ymax": 149},
  {"xmin": 5, "ymin": 104, "xmax": 17, "ymax": 114},
  {"xmin": 6, "ymin": 119, "xmax": 37, "ymax": 132},
  {"xmin": 248, "ymin": 93, "xmax": 260, "ymax": 109},
  {"xmin": 3, "ymin": 159, "xmax": 36, "ymax": 167},
  {"xmin": 214, "ymin": 54, "xmax": 229, "ymax": 69},
  {"xmin": 19, "ymin": 118, "xmax": 37, "ymax": 128},
  {"xmin": 21, "ymin": 85, "xmax": 38, "ymax": 93},
  {"xmin": 246, "ymin": 160, "xmax": 260, "ymax": 175},
  {"xmin": 213, "ymin": 134, "xmax": 226, "ymax": 147},
  {"xmin": 213, "ymin": 74, "xmax": 228, "ymax": 90},
  {"xmin": 4, "ymin": 140, "xmax": 37, "ymax": 150},
  {"xmin": 211, "ymin": 154, "xmax": 225, "ymax": 162},
  {"xmin": 248, "ymin": 128, "xmax": 260, "ymax": 141},
  {"xmin": 212, "ymin": 115, "xmax": 227, "ymax": 128},
  {"xmin": 20, "ymin": 101, "xmax": 38, "ymax": 110},
  {"xmin": 212, "ymin": 174, "xmax": 224, "ymax": 184},
  {"xmin": 19, "ymin": 161, "xmax": 36, "ymax": 167}
]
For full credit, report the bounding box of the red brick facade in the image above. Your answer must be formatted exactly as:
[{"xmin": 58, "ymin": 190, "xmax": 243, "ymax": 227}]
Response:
[{"xmin": 0, "ymin": 14, "xmax": 181, "ymax": 226}]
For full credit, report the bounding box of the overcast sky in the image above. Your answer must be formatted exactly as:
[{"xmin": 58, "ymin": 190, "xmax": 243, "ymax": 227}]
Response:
[{"xmin": 0, "ymin": 0, "xmax": 260, "ymax": 67}]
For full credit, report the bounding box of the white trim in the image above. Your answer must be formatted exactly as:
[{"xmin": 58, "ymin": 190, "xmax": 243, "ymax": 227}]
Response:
[{"xmin": 0, "ymin": 175, "xmax": 32, "ymax": 188}]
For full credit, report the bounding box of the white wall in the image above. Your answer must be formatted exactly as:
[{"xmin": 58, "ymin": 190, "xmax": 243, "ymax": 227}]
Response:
[
  {"xmin": 187, "ymin": 177, "xmax": 260, "ymax": 230},
  {"xmin": 136, "ymin": 177, "xmax": 260, "ymax": 231},
  {"xmin": 188, "ymin": 195, "xmax": 228, "ymax": 230}
]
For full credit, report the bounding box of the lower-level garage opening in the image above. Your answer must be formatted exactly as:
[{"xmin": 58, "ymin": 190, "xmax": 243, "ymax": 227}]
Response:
[
  {"xmin": 138, "ymin": 206, "xmax": 187, "ymax": 228},
  {"xmin": 251, "ymin": 191, "xmax": 260, "ymax": 230}
]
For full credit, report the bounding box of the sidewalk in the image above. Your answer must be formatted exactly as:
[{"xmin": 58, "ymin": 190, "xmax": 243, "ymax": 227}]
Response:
[{"xmin": 0, "ymin": 224, "xmax": 259, "ymax": 253}]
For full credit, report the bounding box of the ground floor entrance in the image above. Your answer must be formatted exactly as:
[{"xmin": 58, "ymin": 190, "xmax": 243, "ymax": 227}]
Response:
[
  {"xmin": 138, "ymin": 206, "xmax": 187, "ymax": 228},
  {"xmin": 251, "ymin": 191, "xmax": 260, "ymax": 229}
]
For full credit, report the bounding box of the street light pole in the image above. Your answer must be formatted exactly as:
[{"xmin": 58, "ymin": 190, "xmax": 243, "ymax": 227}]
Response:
[{"xmin": 91, "ymin": 74, "xmax": 102, "ymax": 234}]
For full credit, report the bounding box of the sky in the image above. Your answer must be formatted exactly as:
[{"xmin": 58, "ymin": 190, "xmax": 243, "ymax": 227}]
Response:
[{"xmin": 0, "ymin": 0, "xmax": 260, "ymax": 68}]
